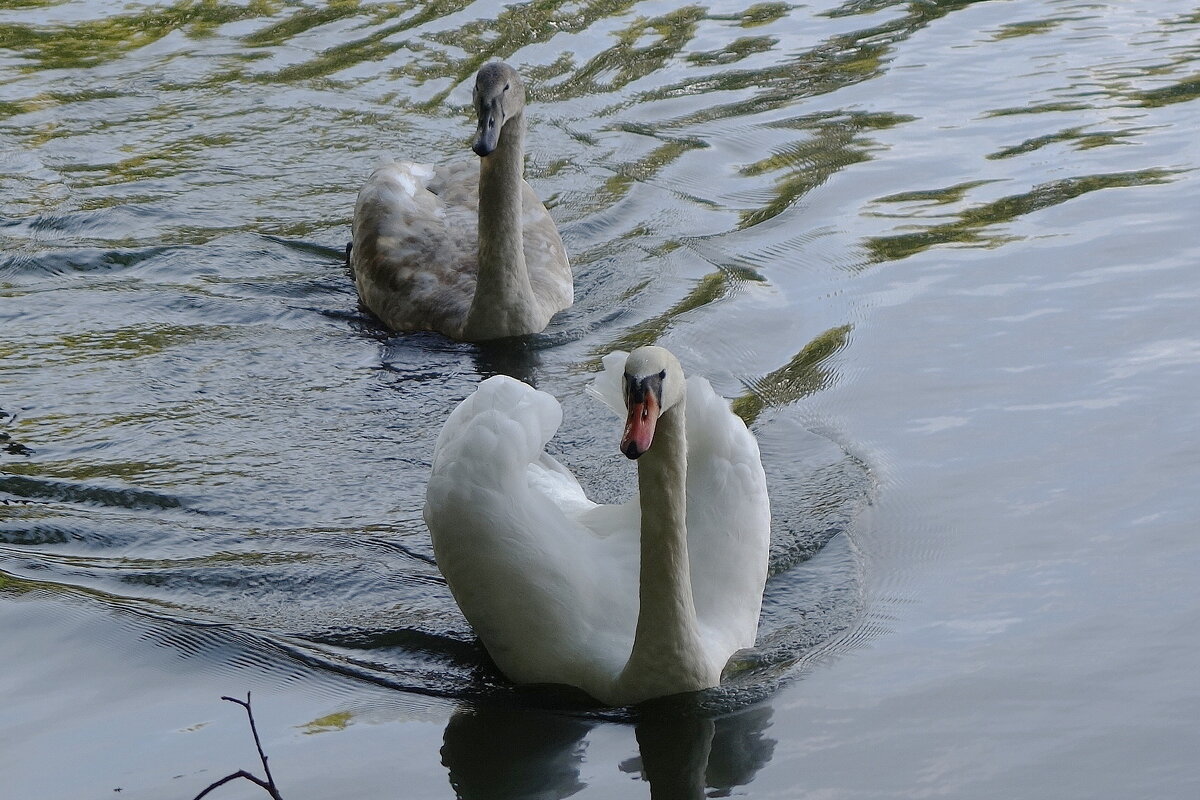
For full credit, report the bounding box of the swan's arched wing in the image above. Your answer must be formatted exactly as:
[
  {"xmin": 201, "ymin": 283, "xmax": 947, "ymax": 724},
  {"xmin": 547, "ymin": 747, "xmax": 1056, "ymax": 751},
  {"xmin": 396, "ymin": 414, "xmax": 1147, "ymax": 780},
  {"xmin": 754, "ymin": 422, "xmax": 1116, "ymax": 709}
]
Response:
[
  {"xmin": 425, "ymin": 376, "xmax": 637, "ymax": 692},
  {"xmin": 350, "ymin": 161, "xmax": 477, "ymax": 335},
  {"xmin": 683, "ymin": 376, "xmax": 771, "ymax": 656}
]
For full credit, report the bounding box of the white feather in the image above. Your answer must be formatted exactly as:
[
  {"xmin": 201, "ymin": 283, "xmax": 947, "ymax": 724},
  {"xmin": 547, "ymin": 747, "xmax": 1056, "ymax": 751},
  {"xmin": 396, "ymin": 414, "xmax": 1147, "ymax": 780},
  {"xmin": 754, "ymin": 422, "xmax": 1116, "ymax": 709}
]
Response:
[{"xmin": 425, "ymin": 354, "xmax": 770, "ymax": 705}]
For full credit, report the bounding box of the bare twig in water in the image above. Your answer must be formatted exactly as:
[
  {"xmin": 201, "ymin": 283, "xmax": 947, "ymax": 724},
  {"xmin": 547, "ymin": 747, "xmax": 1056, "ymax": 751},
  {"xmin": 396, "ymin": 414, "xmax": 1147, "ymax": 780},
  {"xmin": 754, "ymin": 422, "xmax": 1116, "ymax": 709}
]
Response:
[{"xmin": 192, "ymin": 693, "xmax": 284, "ymax": 800}]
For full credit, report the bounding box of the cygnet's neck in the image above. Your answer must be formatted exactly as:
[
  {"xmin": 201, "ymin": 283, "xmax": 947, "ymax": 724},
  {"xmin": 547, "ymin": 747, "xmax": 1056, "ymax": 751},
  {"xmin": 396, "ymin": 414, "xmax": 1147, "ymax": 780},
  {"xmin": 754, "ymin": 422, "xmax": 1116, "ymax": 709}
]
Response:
[
  {"xmin": 613, "ymin": 396, "xmax": 714, "ymax": 703},
  {"xmin": 462, "ymin": 111, "xmax": 538, "ymax": 340}
]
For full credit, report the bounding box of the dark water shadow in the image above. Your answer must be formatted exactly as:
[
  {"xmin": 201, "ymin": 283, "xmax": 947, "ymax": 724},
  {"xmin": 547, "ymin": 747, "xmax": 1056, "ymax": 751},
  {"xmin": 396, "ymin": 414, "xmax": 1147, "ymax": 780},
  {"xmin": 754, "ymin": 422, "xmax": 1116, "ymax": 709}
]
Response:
[
  {"xmin": 441, "ymin": 700, "xmax": 592, "ymax": 800},
  {"xmin": 472, "ymin": 337, "xmax": 543, "ymax": 386},
  {"xmin": 441, "ymin": 693, "xmax": 776, "ymax": 800},
  {"xmin": 371, "ymin": 330, "xmax": 542, "ymax": 389},
  {"xmin": 357, "ymin": 312, "xmax": 548, "ymax": 386}
]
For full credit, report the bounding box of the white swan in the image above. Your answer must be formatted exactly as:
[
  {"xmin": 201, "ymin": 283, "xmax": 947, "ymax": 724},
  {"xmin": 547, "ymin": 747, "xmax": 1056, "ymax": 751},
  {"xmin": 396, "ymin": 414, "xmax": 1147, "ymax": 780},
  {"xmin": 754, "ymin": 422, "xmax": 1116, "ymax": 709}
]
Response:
[
  {"xmin": 349, "ymin": 61, "xmax": 572, "ymax": 341},
  {"xmin": 424, "ymin": 346, "xmax": 771, "ymax": 705}
]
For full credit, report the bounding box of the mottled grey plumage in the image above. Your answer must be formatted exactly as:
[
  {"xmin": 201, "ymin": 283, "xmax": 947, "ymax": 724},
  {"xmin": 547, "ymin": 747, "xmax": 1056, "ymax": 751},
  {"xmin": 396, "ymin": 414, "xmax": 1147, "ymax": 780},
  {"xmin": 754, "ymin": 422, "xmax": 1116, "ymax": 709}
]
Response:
[{"xmin": 350, "ymin": 62, "xmax": 572, "ymax": 340}]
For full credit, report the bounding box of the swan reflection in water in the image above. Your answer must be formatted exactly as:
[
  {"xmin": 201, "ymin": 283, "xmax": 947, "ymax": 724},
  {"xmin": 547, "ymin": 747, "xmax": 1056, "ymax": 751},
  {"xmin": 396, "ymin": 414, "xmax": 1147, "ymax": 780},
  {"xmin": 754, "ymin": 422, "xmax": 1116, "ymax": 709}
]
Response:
[
  {"xmin": 440, "ymin": 695, "xmax": 776, "ymax": 799},
  {"xmin": 471, "ymin": 337, "xmax": 542, "ymax": 387}
]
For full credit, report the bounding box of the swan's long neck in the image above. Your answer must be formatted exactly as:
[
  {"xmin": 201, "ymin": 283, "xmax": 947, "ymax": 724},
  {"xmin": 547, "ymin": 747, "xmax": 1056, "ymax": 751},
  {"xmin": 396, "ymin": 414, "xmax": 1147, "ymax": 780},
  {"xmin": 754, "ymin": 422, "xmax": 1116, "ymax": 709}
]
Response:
[
  {"xmin": 616, "ymin": 396, "xmax": 713, "ymax": 702},
  {"xmin": 462, "ymin": 111, "xmax": 537, "ymax": 340}
]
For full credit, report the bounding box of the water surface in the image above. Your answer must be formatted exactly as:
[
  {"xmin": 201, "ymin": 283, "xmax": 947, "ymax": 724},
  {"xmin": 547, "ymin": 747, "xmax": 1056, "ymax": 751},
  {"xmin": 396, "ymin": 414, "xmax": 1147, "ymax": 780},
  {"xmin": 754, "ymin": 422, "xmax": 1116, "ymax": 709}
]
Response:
[{"xmin": 3, "ymin": 1, "xmax": 1199, "ymax": 797}]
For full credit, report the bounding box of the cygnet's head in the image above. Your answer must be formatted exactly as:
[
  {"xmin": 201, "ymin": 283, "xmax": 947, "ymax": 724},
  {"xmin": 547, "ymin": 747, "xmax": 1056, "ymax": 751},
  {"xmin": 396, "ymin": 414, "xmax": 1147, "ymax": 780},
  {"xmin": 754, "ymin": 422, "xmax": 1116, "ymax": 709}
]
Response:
[
  {"xmin": 620, "ymin": 346, "xmax": 685, "ymax": 460},
  {"xmin": 472, "ymin": 62, "xmax": 526, "ymax": 157}
]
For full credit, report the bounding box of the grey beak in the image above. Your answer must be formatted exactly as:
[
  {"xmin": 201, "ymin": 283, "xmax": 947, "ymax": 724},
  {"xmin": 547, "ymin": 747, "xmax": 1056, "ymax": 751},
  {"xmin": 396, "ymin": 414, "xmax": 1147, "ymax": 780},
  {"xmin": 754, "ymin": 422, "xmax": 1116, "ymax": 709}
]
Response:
[{"xmin": 473, "ymin": 115, "xmax": 500, "ymax": 157}]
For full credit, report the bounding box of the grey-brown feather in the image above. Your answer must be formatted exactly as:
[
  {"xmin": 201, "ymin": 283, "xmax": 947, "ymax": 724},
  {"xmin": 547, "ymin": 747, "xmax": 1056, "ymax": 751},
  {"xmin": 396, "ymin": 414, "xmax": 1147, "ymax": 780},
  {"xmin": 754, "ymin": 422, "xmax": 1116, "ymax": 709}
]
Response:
[
  {"xmin": 350, "ymin": 162, "xmax": 570, "ymax": 339},
  {"xmin": 348, "ymin": 62, "xmax": 571, "ymax": 341}
]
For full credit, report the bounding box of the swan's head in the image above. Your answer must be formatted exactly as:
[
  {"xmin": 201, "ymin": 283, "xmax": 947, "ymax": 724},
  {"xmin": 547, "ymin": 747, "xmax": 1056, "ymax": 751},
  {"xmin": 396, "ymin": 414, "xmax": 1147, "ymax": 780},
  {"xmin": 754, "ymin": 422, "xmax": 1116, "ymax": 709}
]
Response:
[
  {"xmin": 620, "ymin": 346, "xmax": 685, "ymax": 460},
  {"xmin": 472, "ymin": 62, "xmax": 526, "ymax": 158}
]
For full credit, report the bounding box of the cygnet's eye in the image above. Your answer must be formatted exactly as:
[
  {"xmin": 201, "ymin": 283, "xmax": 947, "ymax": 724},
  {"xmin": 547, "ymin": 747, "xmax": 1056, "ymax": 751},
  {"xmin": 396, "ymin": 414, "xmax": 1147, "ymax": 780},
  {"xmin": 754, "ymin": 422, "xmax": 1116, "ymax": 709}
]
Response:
[{"xmin": 504, "ymin": 83, "xmax": 510, "ymax": 92}]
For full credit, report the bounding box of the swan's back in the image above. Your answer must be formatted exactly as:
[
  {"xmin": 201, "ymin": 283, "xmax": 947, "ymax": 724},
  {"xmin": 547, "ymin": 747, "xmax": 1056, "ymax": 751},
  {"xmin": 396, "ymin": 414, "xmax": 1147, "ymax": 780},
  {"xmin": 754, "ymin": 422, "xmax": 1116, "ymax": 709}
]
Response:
[
  {"xmin": 350, "ymin": 161, "xmax": 477, "ymax": 337},
  {"xmin": 349, "ymin": 161, "xmax": 571, "ymax": 338}
]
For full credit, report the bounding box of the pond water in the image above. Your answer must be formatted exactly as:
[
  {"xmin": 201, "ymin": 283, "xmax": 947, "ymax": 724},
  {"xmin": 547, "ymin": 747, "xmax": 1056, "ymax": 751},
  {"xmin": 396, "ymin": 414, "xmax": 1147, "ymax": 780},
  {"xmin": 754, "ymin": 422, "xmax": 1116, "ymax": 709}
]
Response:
[{"xmin": 2, "ymin": 1, "xmax": 1198, "ymax": 798}]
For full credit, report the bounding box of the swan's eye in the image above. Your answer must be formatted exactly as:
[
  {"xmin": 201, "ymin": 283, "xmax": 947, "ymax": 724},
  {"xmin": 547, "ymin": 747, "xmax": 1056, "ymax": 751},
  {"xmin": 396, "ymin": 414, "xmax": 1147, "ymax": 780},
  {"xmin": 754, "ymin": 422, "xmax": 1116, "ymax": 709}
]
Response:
[{"xmin": 658, "ymin": 370, "xmax": 666, "ymax": 379}]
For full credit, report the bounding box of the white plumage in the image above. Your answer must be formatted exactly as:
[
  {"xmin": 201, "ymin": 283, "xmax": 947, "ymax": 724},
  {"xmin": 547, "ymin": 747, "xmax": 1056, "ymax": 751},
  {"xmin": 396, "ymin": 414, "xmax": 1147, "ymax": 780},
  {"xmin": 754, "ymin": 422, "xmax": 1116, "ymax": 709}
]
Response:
[{"xmin": 425, "ymin": 347, "xmax": 770, "ymax": 705}]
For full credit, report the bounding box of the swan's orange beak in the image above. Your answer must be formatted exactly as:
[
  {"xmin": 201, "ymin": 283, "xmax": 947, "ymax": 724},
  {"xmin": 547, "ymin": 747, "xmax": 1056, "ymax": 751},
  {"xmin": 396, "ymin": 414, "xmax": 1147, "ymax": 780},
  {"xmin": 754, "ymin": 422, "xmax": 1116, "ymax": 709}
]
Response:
[{"xmin": 621, "ymin": 391, "xmax": 659, "ymax": 460}]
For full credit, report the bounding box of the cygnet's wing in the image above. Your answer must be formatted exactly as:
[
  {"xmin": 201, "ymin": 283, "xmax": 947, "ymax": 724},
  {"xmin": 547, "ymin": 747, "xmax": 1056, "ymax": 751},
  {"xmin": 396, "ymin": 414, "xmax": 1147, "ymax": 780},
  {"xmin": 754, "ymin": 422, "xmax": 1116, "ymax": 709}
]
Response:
[
  {"xmin": 425, "ymin": 375, "xmax": 637, "ymax": 693},
  {"xmin": 519, "ymin": 180, "xmax": 573, "ymax": 315},
  {"xmin": 349, "ymin": 160, "xmax": 477, "ymax": 335}
]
